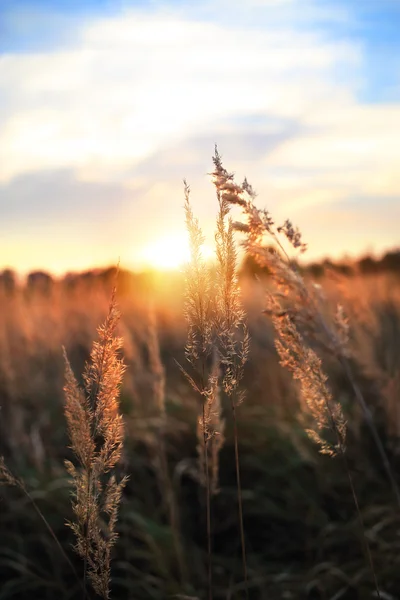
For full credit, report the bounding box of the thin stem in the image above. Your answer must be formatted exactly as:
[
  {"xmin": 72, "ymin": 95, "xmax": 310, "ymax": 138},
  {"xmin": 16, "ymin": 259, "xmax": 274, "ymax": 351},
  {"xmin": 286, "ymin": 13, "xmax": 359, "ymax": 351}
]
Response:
[
  {"xmin": 156, "ymin": 432, "xmax": 188, "ymax": 587},
  {"xmin": 231, "ymin": 398, "xmax": 249, "ymax": 600},
  {"xmin": 323, "ymin": 400, "xmax": 381, "ymax": 599},
  {"xmin": 20, "ymin": 485, "xmax": 86, "ymax": 596},
  {"xmin": 203, "ymin": 401, "xmax": 213, "ymax": 600},
  {"xmin": 340, "ymin": 451, "xmax": 381, "ymax": 599},
  {"xmin": 82, "ymin": 489, "xmax": 89, "ymax": 600},
  {"xmin": 338, "ymin": 354, "xmax": 400, "ymax": 509}
]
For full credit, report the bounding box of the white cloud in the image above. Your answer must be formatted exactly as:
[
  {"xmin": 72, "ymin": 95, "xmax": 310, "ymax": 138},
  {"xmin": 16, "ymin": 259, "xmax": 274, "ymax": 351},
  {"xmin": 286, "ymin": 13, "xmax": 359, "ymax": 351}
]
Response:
[
  {"xmin": 1, "ymin": 0, "xmax": 400, "ymax": 267},
  {"xmin": 263, "ymin": 103, "xmax": 400, "ymax": 204},
  {"xmin": 0, "ymin": 7, "xmax": 360, "ymax": 182}
]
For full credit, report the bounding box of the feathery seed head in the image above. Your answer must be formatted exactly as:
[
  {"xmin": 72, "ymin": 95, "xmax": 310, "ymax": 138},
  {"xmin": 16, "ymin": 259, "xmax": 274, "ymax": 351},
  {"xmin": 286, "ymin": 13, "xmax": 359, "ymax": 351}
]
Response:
[{"xmin": 63, "ymin": 289, "xmax": 126, "ymax": 599}]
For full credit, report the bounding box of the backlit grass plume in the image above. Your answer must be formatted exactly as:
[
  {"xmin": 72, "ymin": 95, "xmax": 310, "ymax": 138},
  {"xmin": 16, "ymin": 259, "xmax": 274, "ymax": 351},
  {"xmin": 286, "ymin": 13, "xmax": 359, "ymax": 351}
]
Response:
[
  {"xmin": 273, "ymin": 310, "xmax": 346, "ymax": 456},
  {"xmin": 210, "ymin": 148, "xmax": 382, "ymax": 597},
  {"xmin": 211, "ymin": 148, "xmax": 250, "ymax": 597},
  {"xmin": 182, "ymin": 181, "xmax": 224, "ymax": 486},
  {"xmin": 212, "ymin": 149, "xmax": 249, "ymax": 398},
  {"xmin": 183, "ymin": 180, "xmax": 213, "ymax": 367},
  {"xmin": 209, "ymin": 148, "xmax": 388, "ymax": 467},
  {"xmin": 181, "ymin": 180, "xmax": 225, "ymax": 600},
  {"xmin": 195, "ymin": 352, "xmax": 225, "ymax": 497},
  {"xmin": 63, "ymin": 288, "xmax": 127, "ymax": 599}
]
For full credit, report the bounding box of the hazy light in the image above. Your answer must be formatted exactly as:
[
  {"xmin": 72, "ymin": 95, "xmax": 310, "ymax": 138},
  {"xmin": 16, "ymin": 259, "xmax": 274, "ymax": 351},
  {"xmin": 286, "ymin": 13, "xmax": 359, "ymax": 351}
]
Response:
[
  {"xmin": 139, "ymin": 233, "xmax": 189, "ymax": 270},
  {"xmin": 138, "ymin": 233, "xmax": 215, "ymax": 271}
]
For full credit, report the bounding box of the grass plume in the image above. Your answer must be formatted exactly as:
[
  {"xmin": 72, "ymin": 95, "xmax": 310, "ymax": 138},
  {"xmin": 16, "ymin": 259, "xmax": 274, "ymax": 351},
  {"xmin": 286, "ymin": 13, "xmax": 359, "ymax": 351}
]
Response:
[
  {"xmin": 63, "ymin": 288, "xmax": 127, "ymax": 599},
  {"xmin": 210, "ymin": 149, "xmax": 383, "ymax": 597},
  {"xmin": 180, "ymin": 180, "xmax": 226, "ymax": 600},
  {"xmin": 211, "ymin": 147, "xmax": 250, "ymax": 597}
]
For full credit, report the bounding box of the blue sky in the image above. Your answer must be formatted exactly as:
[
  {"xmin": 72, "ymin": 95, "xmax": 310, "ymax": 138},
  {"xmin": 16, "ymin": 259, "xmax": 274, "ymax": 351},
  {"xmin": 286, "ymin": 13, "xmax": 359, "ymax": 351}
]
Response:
[{"xmin": 1, "ymin": 0, "xmax": 400, "ymax": 273}]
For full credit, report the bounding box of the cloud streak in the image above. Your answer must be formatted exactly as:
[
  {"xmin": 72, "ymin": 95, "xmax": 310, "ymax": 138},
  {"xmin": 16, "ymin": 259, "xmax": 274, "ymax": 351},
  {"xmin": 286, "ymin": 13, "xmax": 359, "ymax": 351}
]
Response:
[
  {"xmin": 0, "ymin": 0, "xmax": 399, "ymax": 271},
  {"xmin": 0, "ymin": 5, "xmax": 359, "ymax": 182}
]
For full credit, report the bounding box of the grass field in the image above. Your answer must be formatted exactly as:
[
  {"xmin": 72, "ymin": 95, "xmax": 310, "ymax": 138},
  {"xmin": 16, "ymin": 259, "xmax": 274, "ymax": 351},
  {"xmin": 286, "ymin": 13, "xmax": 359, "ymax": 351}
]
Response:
[{"xmin": 1, "ymin": 158, "xmax": 400, "ymax": 600}]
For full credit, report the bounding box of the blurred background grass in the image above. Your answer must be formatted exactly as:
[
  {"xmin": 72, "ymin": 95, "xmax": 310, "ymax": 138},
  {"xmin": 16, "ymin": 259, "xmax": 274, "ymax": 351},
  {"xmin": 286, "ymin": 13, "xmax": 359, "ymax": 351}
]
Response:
[{"xmin": 1, "ymin": 257, "xmax": 400, "ymax": 599}]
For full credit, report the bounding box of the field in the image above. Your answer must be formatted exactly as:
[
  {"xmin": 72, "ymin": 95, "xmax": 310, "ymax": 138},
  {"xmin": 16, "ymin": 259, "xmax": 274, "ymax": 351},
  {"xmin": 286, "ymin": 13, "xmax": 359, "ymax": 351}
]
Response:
[
  {"xmin": 1, "ymin": 154, "xmax": 400, "ymax": 600},
  {"xmin": 3, "ymin": 0, "xmax": 400, "ymax": 597},
  {"xmin": 1, "ymin": 256, "xmax": 400, "ymax": 599}
]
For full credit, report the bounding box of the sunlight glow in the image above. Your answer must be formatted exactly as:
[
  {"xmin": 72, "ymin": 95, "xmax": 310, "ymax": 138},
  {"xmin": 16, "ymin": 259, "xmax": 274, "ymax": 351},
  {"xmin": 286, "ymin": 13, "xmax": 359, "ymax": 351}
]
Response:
[{"xmin": 139, "ymin": 234, "xmax": 214, "ymax": 271}]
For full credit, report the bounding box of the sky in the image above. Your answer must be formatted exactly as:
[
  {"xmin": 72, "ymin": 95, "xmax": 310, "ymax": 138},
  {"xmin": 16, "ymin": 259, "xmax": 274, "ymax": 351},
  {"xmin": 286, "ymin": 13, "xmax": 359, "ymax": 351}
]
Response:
[{"xmin": 1, "ymin": 0, "xmax": 400, "ymax": 274}]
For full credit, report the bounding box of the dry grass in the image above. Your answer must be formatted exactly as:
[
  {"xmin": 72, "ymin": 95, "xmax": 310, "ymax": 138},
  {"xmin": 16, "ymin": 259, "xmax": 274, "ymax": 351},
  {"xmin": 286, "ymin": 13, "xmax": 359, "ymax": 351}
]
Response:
[
  {"xmin": 63, "ymin": 287, "xmax": 127, "ymax": 599},
  {"xmin": 0, "ymin": 152, "xmax": 400, "ymax": 599}
]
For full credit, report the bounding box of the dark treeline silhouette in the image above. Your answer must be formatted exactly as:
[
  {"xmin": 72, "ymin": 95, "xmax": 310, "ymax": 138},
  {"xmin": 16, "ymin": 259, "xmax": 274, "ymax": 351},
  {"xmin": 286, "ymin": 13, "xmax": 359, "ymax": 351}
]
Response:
[
  {"xmin": 0, "ymin": 247, "xmax": 399, "ymax": 296},
  {"xmin": 0, "ymin": 266, "xmax": 156, "ymax": 298},
  {"xmin": 240, "ymin": 247, "xmax": 400, "ymax": 279}
]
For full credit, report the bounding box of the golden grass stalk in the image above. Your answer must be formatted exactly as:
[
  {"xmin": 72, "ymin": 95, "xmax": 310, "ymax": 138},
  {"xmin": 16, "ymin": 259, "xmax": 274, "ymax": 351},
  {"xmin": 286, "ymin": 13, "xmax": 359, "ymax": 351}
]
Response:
[
  {"xmin": 182, "ymin": 159, "xmax": 250, "ymax": 595},
  {"xmin": 272, "ymin": 310, "xmax": 380, "ymax": 597},
  {"xmin": 211, "ymin": 148, "xmax": 250, "ymax": 597},
  {"xmin": 272, "ymin": 310, "xmax": 346, "ymax": 457},
  {"xmin": 195, "ymin": 351, "xmax": 225, "ymax": 497},
  {"xmin": 180, "ymin": 180, "xmax": 227, "ymax": 600},
  {"xmin": 210, "ymin": 150, "xmax": 382, "ymax": 597},
  {"xmin": 183, "ymin": 181, "xmax": 213, "ymax": 367},
  {"xmin": 63, "ymin": 288, "xmax": 127, "ymax": 599},
  {"xmin": 216, "ymin": 149, "xmax": 399, "ymax": 504}
]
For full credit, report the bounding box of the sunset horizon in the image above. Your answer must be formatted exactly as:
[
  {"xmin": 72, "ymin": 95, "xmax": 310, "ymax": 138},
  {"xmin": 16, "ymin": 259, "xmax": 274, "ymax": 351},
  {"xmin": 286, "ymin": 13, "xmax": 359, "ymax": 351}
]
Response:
[
  {"xmin": 2, "ymin": 0, "xmax": 400, "ymax": 274},
  {"xmin": 2, "ymin": 3, "xmax": 400, "ymax": 598}
]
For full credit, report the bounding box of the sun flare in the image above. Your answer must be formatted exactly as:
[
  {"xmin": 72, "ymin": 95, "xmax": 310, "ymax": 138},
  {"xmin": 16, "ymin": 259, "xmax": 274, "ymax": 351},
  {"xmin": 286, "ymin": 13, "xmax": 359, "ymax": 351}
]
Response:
[{"xmin": 139, "ymin": 233, "xmax": 213, "ymax": 271}]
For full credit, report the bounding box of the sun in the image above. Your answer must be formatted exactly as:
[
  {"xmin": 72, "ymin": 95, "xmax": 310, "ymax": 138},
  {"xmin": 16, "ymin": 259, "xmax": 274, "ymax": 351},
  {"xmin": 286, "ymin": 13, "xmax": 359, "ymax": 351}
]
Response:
[{"xmin": 139, "ymin": 233, "xmax": 213, "ymax": 271}]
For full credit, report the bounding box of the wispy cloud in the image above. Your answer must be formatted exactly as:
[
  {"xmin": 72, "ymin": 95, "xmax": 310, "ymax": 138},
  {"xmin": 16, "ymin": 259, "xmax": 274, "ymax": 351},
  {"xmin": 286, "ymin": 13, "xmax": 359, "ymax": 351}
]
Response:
[
  {"xmin": 0, "ymin": 0, "xmax": 399, "ymax": 271},
  {"xmin": 0, "ymin": 6, "xmax": 359, "ymax": 182}
]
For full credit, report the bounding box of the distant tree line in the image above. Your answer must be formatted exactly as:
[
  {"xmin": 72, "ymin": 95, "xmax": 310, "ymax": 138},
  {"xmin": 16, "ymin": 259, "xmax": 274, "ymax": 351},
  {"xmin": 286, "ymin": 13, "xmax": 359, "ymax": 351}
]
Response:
[
  {"xmin": 0, "ymin": 247, "xmax": 399, "ymax": 296},
  {"xmin": 0, "ymin": 266, "xmax": 152, "ymax": 297},
  {"xmin": 239, "ymin": 247, "xmax": 400, "ymax": 279}
]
